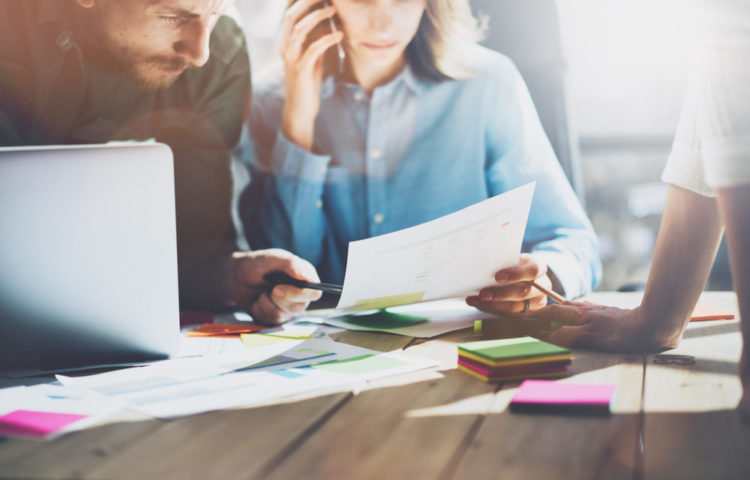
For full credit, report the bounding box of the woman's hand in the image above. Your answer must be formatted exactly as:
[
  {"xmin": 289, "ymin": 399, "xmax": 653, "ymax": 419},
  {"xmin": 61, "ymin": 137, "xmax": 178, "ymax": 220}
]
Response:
[
  {"xmin": 466, "ymin": 253, "xmax": 554, "ymax": 314},
  {"xmin": 523, "ymin": 302, "xmax": 682, "ymax": 353},
  {"xmin": 280, "ymin": 0, "xmax": 344, "ymax": 152}
]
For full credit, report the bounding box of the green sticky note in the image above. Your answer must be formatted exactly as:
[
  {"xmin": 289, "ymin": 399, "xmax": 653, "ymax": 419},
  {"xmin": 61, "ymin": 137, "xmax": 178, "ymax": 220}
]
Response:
[
  {"xmin": 351, "ymin": 292, "xmax": 426, "ymax": 310},
  {"xmin": 458, "ymin": 336, "xmax": 570, "ymax": 362},
  {"xmin": 339, "ymin": 310, "xmax": 428, "ymax": 330},
  {"xmin": 312, "ymin": 354, "xmax": 408, "ymax": 374}
]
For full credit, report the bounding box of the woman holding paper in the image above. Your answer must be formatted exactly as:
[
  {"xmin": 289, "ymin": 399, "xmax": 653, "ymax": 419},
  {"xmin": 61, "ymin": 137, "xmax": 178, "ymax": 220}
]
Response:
[{"xmin": 240, "ymin": 0, "xmax": 601, "ymax": 313}]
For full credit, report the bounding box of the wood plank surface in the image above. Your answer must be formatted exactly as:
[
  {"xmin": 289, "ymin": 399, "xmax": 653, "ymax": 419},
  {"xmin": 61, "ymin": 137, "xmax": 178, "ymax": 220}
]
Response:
[
  {"xmin": 82, "ymin": 393, "xmax": 351, "ymax": 480},
  {"xmin": 451, "ymin": 291, "xmax": 647, "ymax": 480},
  {"xmin": 642, "ymin": 292, "xmax": 750, "ymax": 480},
  {"xmin": 451, "ymin": 350, "xmax": 644, "ymax": 480},
  {"xmin": 0, "ymin": 411, "xmax": 164, "ymax": 480},
  {"xmin": 262, "ymin": 370, "xmax": 498, "ymax": 480},
  {"xmin": 330, "ymin": 330, "xmax": 414, "ymax": 352},
  {"xmin": 2, "ymin": 292, "xmax": 748, "ymax": 480}
]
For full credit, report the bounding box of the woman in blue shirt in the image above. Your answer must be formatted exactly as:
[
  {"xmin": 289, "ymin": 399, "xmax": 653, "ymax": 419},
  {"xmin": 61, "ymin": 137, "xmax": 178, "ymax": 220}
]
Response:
[{"xmin": 241, "ymin": 0, "xmax": 601, "ymax": 314}]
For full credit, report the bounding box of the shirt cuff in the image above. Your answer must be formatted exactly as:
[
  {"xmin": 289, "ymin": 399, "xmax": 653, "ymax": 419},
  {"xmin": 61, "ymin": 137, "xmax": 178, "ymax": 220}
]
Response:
[
  {"xmin": 661, "ymin": 143, "xmax": 716, "ymax": 198},
  {"xmin": 532, "ymin": 250, "xmax": 588, "ymax": 300},
  {"xmin": 271, "ymin": 131, "xmax": 332, "ymax": 183}
]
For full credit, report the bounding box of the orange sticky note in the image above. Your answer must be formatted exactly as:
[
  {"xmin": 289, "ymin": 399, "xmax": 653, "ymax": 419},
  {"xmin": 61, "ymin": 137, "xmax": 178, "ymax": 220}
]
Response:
[
  {"xmin": 690, "ymin": 304, "xmax": 735, "ymax": 322},
  {"xmin": 186, "ymin": 323, "xmax": 264, "ymax": 337}
]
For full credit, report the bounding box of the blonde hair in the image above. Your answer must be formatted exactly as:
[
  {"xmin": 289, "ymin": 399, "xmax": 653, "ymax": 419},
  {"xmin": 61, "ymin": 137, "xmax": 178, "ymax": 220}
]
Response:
[
  {"xmin": 409, "ymin": 0, "xmax": 487, "ymax": 81},
  {"xmin": 286, "ymin": 0, "xmax": 486, "ymax": 82}
]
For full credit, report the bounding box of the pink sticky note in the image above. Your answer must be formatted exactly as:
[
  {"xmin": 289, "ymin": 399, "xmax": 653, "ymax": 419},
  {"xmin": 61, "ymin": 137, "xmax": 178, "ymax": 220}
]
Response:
[
  {"xmin": 0, "ymin": 410, "xmax": 88, "ymax": 439},
  {"xmin": 511, "ymin": 380, "xmax": 617, "ymax": 414}
]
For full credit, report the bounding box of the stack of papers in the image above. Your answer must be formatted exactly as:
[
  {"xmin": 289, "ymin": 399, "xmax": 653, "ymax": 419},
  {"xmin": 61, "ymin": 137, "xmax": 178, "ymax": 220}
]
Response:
[
  {"xmin": 509, "ymin": 380, "xmax": 617, "ymax": 415},
  {"xmin": 457, "ymin": 337, "xmax": 571, "ymax": 383},
  {"xmin": 58, "ymin": 334, "xmax": 436, "ymax": 419}
]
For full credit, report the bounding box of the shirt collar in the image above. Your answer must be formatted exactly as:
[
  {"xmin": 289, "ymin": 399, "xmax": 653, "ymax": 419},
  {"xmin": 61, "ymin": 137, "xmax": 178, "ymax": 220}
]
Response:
[
  {"xmin": 320, "ymin": 62, "xmax": 425, "ymax": 100},
  {"xmin": 400, "ymin": 63, "xmax": 424, "ymax": 95}
]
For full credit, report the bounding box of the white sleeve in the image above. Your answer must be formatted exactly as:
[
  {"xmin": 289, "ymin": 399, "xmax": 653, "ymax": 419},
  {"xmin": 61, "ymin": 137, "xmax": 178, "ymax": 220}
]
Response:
[
  {"xmin": 663, "ymin": 1, "xmax": 750, "ymax": 193},
  {"xmin": 697, "ymin": 43, "xmax": 750, "ymax": 189},
  {"xmin": 661, "ymin": 65, "xmax": 716, "ymax": 198}
]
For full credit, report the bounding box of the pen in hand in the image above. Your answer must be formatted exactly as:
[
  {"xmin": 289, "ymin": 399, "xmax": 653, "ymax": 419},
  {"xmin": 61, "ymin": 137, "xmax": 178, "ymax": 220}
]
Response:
[
  {"xmin": 263, "ymin": 271, "xmax": 343, "ymax": 295},
  {"xmin": 529, "ymin": 280, "xmax": 566, "ymax": 304}
]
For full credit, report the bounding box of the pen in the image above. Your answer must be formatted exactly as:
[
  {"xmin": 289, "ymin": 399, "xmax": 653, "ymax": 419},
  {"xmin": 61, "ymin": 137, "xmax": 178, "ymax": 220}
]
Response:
[
  {"xmin": 263, "ymin": 271, "xmax": 343, "ymax": 295},
  {"xmin": 530, "ymin": 280, "xmax": 566, "ymax": 304}
]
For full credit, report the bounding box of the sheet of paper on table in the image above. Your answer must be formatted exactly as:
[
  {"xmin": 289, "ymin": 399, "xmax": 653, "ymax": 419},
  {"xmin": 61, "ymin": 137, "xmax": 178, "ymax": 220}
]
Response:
[
  {"xmin": 175, "ymin": 324, "xmax": 323, "ymax": 358},
  {"xmin": 335, "ymin": 183, "xmax": 535, "ymax": 311},
  {"xmin": 297, "ymin": 298, "xmax": 497, "ymax": 338},
  {"xmin": 58, "ymin": 335, "xmax": 437, "ymax": 419}
]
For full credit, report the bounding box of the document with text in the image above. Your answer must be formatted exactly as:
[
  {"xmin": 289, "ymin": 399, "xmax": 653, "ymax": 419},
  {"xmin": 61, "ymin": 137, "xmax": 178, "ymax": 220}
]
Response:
[{"xmin": 336, "ymin": 182, "xmax": 535, "ymax": 310}]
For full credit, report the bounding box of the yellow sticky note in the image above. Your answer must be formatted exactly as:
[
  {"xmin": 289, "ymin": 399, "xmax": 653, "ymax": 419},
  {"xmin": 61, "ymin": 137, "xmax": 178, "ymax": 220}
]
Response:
[{"xmin": 240, "ymin": 334, "xmax": 292, "ymax": 348}]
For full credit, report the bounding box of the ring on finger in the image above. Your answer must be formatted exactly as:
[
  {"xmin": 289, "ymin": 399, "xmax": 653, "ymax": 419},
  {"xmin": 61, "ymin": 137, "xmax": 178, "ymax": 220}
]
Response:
[{"xmin": 521, "ymin": 298, "xmax": 531, "ymax": 313}]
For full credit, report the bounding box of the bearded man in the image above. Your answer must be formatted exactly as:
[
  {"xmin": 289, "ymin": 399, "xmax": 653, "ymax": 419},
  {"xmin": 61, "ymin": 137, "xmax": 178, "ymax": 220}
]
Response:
[{"xmin": 0, "ymin": 0, "xmax": 321, "ymax": 324}]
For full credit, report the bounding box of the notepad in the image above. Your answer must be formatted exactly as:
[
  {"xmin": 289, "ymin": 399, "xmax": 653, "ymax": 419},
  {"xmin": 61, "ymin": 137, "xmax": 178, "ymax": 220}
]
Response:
[
  {"xmin": 510, "ymin": 380, "xmax": 616, "ymax": 415},
  {"xmin": 0, "ymin": 410, "xmax": 89, "ymax": 439},
  {"xmin": 458, "ymin": 336, "xmax": 570, "ymax": 363},
  {"xmin": 457, "ymin": 337, "xmax": 571, "ymax": 383}
]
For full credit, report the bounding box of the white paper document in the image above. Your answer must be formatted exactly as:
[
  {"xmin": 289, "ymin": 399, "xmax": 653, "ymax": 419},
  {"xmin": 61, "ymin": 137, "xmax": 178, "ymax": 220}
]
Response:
[
  {"xmin": 336, "ymin": 182, "xmax": 535, "ymax": 310},
  {"xmin": 298, "ymin": 298, "xmax": 497, "ymax": 338}
]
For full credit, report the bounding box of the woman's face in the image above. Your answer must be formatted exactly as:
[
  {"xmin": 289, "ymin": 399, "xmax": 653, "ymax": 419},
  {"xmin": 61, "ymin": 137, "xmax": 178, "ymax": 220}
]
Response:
[{"xmin": 331, "ymin": 0, "xmax": 427, "ymax": 70}]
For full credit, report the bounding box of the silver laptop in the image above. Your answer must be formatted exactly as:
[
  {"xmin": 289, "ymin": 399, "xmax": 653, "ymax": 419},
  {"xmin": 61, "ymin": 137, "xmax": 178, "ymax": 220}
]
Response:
[{"xmin": 0, "ymin": 143, "xmax": 180, "ymax": 373}]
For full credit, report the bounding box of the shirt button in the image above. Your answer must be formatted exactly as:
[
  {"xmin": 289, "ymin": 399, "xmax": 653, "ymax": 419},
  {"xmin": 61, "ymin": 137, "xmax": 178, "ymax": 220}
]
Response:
[
  {"xmin": 373, "ymin": 213, "xmax": 384, "ymax": 224},
  {"xmin": 353, "ymin": 91, "xmax": 364, "ymax": 101},
  {"xmin": 316, "ymin": 199, "xmax": 323, "ymax": 208},
  {"xmin": 370, "ymin": 149, "xmax": 382, "ymax": 160}
]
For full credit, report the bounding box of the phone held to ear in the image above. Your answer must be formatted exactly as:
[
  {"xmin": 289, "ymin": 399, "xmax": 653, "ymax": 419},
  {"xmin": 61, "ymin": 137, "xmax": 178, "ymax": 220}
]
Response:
[{"xmin": 326, "ymin": 0, "xmax": 346, "ymax": 74}]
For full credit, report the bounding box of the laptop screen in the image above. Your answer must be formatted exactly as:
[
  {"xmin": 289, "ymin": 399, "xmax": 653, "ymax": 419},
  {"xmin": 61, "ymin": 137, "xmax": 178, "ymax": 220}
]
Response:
[{"xmin": 0, "ymin": 143, "xmax": 179, "ymax": 371}]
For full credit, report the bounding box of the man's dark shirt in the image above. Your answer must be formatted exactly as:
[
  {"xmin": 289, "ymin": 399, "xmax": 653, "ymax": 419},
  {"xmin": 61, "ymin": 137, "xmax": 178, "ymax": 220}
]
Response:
[{"xmin": 0, "ymin": 0, "xmax": 252, "ymax": 309}]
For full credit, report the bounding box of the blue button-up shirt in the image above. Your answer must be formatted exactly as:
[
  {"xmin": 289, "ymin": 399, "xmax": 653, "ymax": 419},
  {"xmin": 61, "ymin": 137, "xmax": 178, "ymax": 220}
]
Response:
[{"xmin": 241, "ymin": 47, "xmax": 601, "ymax": 298}]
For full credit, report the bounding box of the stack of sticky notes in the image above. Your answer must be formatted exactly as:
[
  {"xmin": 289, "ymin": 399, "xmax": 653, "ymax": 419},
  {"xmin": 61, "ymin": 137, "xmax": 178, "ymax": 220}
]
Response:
[
  {"xmin": 457, "ymin": 336, "xmax": 571, "ymax": 383},
  {"xmin": 510, "ymin": 380, "xmax": 617, "ymax": 415}
]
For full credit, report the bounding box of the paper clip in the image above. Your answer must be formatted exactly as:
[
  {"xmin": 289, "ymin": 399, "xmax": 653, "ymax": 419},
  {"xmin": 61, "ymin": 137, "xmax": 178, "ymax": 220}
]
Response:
[{"xmin": 653, "ymin": 354, "xmax": 695, "ymax": 365}]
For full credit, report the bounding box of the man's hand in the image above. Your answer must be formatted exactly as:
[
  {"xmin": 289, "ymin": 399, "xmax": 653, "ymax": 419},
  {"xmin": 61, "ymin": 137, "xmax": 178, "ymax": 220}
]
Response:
[
  {"xmin": 466, "ymin": 254, "xmax": 554, "ymax": 314},
  {"xmin": 524, "ymin": 302, "xmax": 682, "ymax": 352},
  {"xmin": 230, "ymin": 249, "xmax": 322, "ymax": 326}
]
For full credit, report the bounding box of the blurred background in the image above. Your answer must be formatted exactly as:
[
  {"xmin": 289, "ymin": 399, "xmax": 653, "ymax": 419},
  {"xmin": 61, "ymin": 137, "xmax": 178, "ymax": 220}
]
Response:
[{"xmin": 234, "ymin": 0, "xmax": 732, "ymax": 293}]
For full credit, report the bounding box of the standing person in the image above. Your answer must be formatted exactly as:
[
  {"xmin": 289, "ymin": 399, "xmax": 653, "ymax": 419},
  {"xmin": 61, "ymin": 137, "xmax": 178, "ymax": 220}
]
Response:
[
  {"xmin": 508, "ymin": 1, "xmax": 750, "ymax": 417},
  {"xmin": 241, "ymin": 0, "xmax": 601, "ymax": 313},
  {"xmin": 0, "ymin": 0, "xmax": 321, "ymax": 324}
]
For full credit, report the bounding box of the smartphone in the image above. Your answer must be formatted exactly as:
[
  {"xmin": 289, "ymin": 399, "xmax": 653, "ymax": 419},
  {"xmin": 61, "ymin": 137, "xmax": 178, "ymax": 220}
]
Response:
[{"xmin": 325, "ymin": 0, "xmax": 346, "ymax": 74}]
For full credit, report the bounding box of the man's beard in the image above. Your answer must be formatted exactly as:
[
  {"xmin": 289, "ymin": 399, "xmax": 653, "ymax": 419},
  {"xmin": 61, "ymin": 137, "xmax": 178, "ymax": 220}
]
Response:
[
  {"xmin": 83, "ymin": 36, "xmax": 192, "ymax": 90},
  {"xmin": 128, "ymin": 56, "xmax": 193, "ymax": 90}
]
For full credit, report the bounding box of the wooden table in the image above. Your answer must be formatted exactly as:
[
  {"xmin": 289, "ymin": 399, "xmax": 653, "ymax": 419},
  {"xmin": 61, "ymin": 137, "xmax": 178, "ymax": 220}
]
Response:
[{"xmin": 1, "ymin": 292, "xmax": 748, "ymax": 480}]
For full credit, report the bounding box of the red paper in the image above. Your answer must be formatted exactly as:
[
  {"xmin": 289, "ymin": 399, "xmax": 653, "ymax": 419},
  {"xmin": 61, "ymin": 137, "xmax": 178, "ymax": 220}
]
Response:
[{"xmin": 185, "ymin": 323, "xmax": 264, "ymax": 337}]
